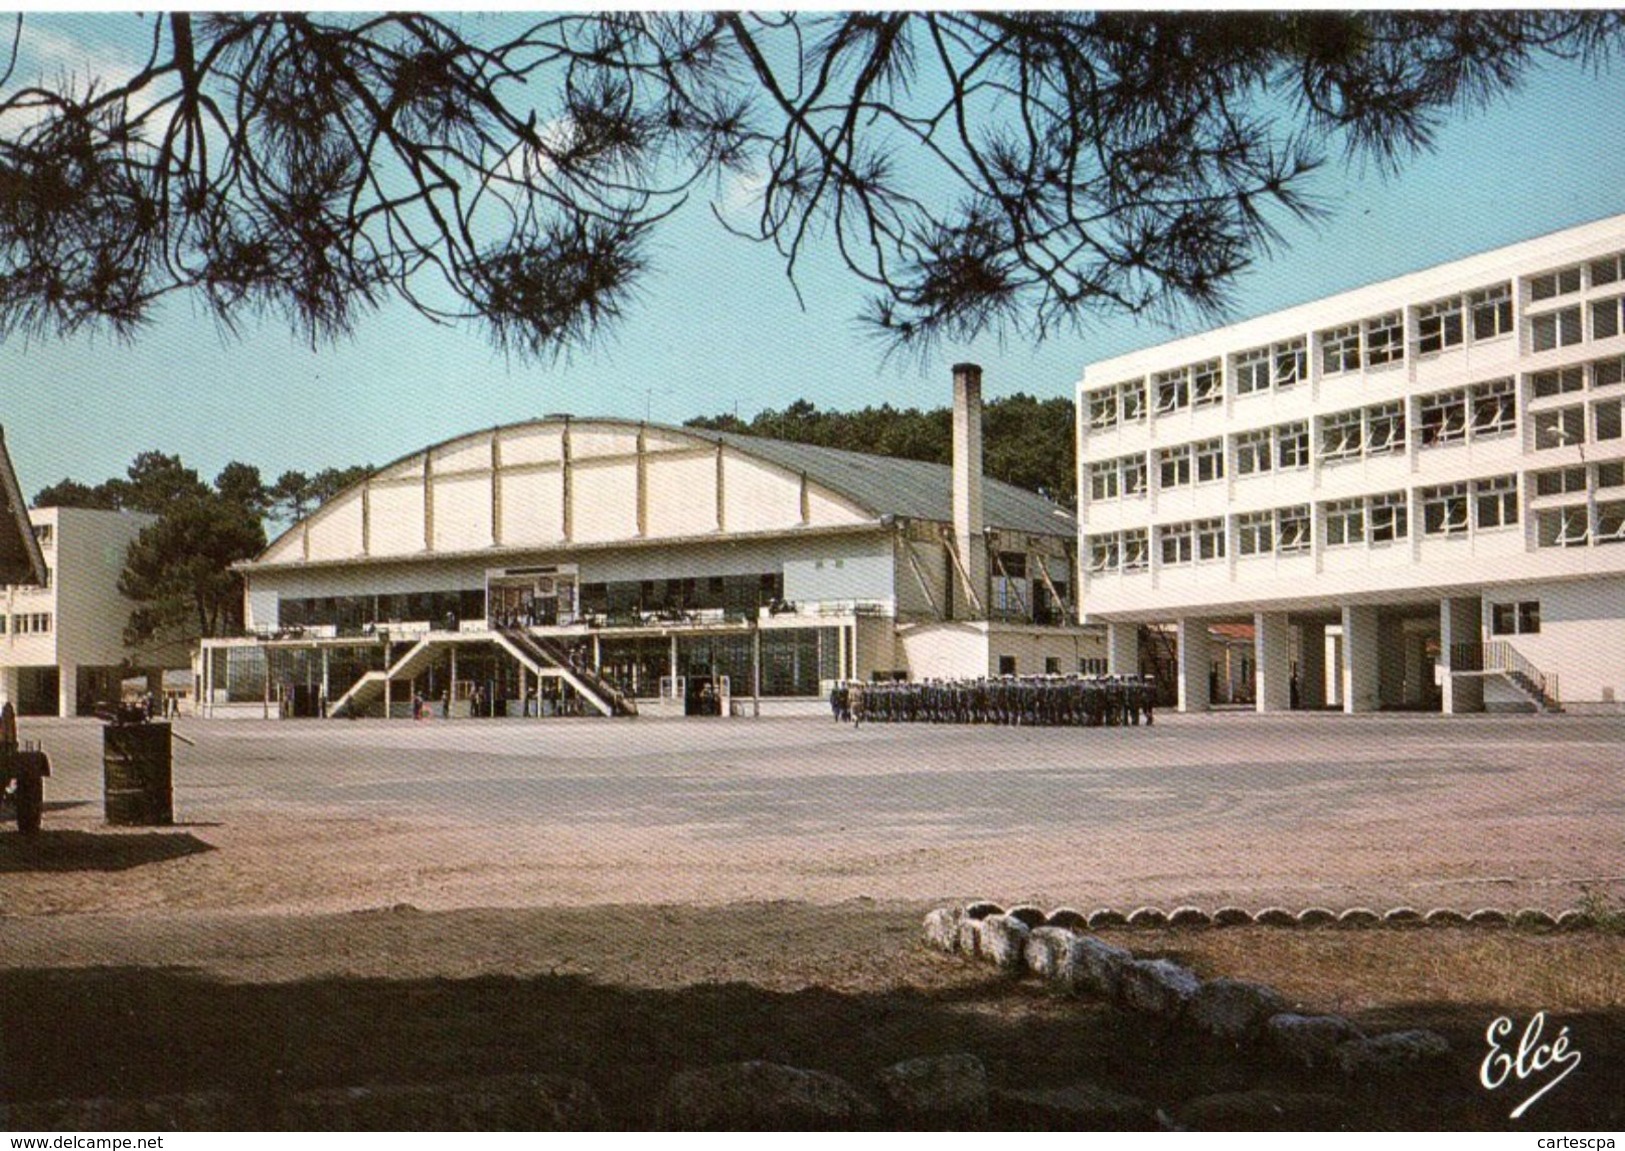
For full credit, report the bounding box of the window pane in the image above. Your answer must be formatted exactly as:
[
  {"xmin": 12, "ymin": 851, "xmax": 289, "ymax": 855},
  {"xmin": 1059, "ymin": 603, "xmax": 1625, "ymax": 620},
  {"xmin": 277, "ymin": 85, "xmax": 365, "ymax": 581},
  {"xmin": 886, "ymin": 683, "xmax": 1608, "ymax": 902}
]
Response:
[
  {"xmin": 1276, "ymin": 422, "xmax": 1309, "ymax": 468},
  {"xmin": 1471, "ymin": 285, "xmax": 1513, "ymax": 339},
  {"xmin": 1416, "ymin": 297, "xmax": 1463, "ymax": 355},
  {"xmin": 1532, "ymin": 367, "xmax": 1584, "ymax": 397},
  {"xmin": 1321, "ymin": 325, "xmax": 1361, "ymax": 374},
  {"xmin": 1235, "ymin": 349, "xmax": 1270, "ymax": 394},
  {"xmin": 1596, "ymin": 400, "xmax": 1623, "ymax": 441},
  {"xmin": 1274, "ymin": 339, "xmax": 1306, "ymax": 386},
  {"xmin": 1121, "ymin": 381, "xmax": 1146, "ymax": 421},
  {"xmin": 1191, "ymin": 360, "xmax": 1223, "ymax": 407},
  {"xmin": 1155, "ymin": 369, "xmax": 1189, "ymax": 413},
  {"xmin": 1365, "ymin": 313, "xmax": 1404, "ymax": 366},
  {"xmin": 1560, "ymin": 307, "xmax": 1584, "ymax": 346},
  {"xmin": 1595, "ymin": 298, "xmax": 1624, "ymax": 340}
]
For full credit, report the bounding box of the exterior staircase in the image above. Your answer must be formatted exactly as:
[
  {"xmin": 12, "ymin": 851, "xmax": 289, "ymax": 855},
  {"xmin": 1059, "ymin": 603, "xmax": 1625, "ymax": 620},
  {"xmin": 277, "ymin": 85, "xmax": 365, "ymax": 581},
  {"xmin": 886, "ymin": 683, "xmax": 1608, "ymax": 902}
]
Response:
[
  {"xmin": 325, "ymin": 627, "xmax": 638, "ymax": 719},
  {"xmin": 326, "ymin": 636, "xmax": 439, "ymax": 717},
  {"xmin": 493, "ymin": 625, "xmax": 638, "ymax": 718},
  {"xmin": 1449, "ymin": 640, "xmax": 1563, "ymax": 713}
]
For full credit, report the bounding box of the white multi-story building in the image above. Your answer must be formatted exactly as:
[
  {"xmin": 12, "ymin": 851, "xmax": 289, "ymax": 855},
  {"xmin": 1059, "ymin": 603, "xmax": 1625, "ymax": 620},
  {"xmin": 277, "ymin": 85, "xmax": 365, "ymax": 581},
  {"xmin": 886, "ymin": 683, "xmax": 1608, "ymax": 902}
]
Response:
[
  {"xmin": 0, "ymin": 505, "xmax": 158, "ymax": 716},
  {"xmin": 1077, "ymin": 213, "xmax": 1625, "ymax": 715}
]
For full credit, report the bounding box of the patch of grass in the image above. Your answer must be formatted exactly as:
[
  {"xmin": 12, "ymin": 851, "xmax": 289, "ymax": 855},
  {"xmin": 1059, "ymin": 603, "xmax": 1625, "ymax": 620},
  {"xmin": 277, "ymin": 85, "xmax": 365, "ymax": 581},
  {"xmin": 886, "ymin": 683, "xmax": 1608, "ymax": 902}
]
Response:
[
  {"xmin": 1132, "ymin": 927, "xmax": 1625, "ymax": 1016},
  {"xmin": 1575, "ymin": 886, "xmax": 1625, "ymax": 934}
]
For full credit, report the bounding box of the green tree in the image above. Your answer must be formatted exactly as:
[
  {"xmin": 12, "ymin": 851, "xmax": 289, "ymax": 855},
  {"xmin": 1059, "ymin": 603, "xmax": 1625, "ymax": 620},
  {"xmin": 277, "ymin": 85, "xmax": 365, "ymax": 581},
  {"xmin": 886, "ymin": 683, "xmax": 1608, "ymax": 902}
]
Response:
[
  {"xmin": 214, "ymin": 461, "xmax": 270, "ymax": 521},
  {"xmin": 33, "ymin": 451, "xmax": 365, "ymax": 643},
  {"xmin": 119, "ymin": 492, "xmax": 266, "ymax": 643},
  {"xmin": 0, "ymin": 13, "xmax": 1618, "ymax": 358},
  {"xmin": 266, "ymin": 464, "xmax": 371, "ymax": 530},
  {"xmin": 267, "ymin": 470, "xmax": 314, "ymax": 527},
  {"xmin": 687, "ymin": 392, "xmax": 1074, "ymax": 507},
  {"xmin": 31, "ymin": 477, "xmax": 120, "ymax": 510},
  {"xmin": 308, "ymin": 465, "xmax": 372, "ymax": 506}
]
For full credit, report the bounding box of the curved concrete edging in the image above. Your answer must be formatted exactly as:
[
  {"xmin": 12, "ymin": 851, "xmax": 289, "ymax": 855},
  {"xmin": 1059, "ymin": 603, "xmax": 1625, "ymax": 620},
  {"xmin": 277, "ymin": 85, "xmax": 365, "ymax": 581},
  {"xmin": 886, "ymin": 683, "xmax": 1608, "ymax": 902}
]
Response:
[
  {"xmin": 950, "ymin": 900, "xmax": 1585, "ymax": 931},
  {"xmin": 924, "ymin": 903, "xmax": 1457, "ymax": 1082}
]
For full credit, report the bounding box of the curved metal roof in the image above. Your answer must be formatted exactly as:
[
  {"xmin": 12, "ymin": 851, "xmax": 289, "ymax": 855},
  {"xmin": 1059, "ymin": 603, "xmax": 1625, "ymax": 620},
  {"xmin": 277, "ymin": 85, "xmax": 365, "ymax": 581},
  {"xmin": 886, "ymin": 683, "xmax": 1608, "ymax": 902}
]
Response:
[
  {"xmin": 695, "ymin": 427, "xmax": 1070, "ymax": 537},
  {"xmin": 258, "ymin": 414, "xmax": 1072, "ymax": 562}
]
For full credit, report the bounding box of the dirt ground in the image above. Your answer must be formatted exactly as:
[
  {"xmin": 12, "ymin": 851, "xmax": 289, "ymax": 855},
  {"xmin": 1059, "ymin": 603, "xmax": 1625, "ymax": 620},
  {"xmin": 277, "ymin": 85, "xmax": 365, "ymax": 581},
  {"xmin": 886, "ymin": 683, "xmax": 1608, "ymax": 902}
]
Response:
[{"xmin": 2, "ymin": 713, "xmax": 1623, "ymax": 1130}]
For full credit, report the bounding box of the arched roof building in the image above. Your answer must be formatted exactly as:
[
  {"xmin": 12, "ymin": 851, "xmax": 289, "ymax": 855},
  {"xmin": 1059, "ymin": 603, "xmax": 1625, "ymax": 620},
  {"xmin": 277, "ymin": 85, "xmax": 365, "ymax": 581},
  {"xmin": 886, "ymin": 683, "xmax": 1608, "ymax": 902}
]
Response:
[{"xmin": 204, "ymin": 368, "xmax": 1101, "ymax": 718}]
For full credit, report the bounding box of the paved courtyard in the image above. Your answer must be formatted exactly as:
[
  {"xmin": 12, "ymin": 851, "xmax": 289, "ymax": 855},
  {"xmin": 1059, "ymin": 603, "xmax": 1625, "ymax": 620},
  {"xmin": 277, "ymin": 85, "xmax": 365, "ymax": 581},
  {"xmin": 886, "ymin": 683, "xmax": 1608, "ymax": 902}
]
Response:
[{"xmin": 5, "ymin": 711, "xmax": 1621, "ymax": 918}]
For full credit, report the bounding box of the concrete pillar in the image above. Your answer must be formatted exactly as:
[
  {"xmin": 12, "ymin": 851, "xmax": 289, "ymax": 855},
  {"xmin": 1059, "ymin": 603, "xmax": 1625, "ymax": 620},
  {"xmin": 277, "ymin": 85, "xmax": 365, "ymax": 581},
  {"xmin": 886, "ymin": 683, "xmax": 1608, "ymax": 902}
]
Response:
[
  {"xmin": 752, "ymin": 626, "xmax": 762, "ymax": 718},
  {"xmin": 1325, "ymin": 629, "xmax": 1342, "ymax": 708},
  {"xmin": 1176, "ymin": 617, "xmax": 1212, "ymax": 713},
  {"xmin": 1376, "ymin": 615, "xmax": 1406, "ymax": 707},
  {"xmin": 1254, "ymin": 613, "xmax": 1291, "ymax": 712},
  {"xmin": 1341, "ymin": 605, "xmax": 1381, "ymax": 713},
  {"xmin": 0, "ymin": 665, "xmax": 17, "ymax": 710},
  {"xmin": 1440, "ymin": 597, "xmax": 1485, "ymax": 715},
  {"xmin": 1106, "ymin": 622, "xmax": 1139, "ymax": 676},
  {"xmin": 320, "ymin": 648, "xmax": 330, "ymax": 714},
  {"xmin": 1297, "ymin": 622, "xmax": 1327, "ymax": 709},
  {"xmin": 57, "ymin": 660, "xmax": 75, "ymax": 717}
]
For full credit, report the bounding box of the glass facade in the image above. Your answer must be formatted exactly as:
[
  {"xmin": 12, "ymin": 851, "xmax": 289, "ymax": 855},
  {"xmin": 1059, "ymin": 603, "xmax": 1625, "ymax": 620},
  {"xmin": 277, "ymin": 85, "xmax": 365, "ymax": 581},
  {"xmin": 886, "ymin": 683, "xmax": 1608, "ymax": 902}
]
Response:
[{"xmin": 279, "ymin": 590, "xmax": 486, "ymax": 632}]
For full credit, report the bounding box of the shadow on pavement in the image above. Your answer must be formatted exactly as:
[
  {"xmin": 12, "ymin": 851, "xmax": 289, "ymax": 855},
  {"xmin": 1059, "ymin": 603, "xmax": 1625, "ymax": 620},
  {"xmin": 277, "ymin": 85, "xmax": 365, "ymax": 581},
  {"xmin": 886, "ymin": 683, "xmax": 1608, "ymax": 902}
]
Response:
[{"xmin": 0, "ymin": 829, "xmax": 216, "ymax": 873}]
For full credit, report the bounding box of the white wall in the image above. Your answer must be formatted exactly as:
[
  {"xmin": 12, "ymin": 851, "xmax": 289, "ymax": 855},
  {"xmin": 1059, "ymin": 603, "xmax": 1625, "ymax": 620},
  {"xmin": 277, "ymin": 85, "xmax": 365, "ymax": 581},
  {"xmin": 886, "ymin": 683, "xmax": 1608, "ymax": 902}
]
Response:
[
  {"xmin": 1481, "ymin": 576, "xmax": 1625, "ymax": 703},
  {"xmin": 53, "ymin": 508, "xmax": 153, "ymax": 667},
  {"xmin": 258, "ymin": 419, "xmax": 877, "ymax": 570}
]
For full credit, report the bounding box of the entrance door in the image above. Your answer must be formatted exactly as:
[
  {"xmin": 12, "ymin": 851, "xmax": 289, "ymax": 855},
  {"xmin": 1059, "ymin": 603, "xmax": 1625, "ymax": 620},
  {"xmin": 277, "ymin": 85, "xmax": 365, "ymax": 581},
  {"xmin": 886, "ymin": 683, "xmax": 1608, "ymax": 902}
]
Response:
[{"xmin": 684, "ymin": 676, "xmax": 720, "ymax": 716}]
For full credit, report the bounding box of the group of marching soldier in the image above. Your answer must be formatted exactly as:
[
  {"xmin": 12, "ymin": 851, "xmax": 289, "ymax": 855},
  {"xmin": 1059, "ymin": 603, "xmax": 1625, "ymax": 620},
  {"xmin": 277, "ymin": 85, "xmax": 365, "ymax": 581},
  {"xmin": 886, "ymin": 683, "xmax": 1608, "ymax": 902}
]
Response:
[{"xmin": 828, "ymin": 674, "xmax": 1155, "ymax": 728}]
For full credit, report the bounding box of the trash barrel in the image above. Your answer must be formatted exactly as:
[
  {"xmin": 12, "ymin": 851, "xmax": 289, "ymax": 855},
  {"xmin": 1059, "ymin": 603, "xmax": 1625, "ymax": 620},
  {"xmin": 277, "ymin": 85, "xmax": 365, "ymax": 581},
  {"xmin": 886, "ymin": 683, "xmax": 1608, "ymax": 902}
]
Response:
[{"xmin": 103, "ymin": 722, "xmax": 174, "ymax": 826}]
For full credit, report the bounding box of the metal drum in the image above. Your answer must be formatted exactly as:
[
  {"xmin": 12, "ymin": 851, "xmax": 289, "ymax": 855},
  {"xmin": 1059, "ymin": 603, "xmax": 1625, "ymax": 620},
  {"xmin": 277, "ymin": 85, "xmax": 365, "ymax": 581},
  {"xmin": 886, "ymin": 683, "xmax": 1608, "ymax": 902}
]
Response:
[{"xmin": 103, "ymin": 722, "xmax": 174, "ymax": 826}]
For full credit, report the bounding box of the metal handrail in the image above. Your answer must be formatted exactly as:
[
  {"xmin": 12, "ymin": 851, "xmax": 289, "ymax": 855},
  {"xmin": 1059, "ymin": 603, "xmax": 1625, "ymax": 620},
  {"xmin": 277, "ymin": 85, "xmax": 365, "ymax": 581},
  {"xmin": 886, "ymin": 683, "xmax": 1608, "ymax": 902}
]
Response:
[{"xmin": 1448, "ymin": 640, "xmax": 1560, "ymax": 706}]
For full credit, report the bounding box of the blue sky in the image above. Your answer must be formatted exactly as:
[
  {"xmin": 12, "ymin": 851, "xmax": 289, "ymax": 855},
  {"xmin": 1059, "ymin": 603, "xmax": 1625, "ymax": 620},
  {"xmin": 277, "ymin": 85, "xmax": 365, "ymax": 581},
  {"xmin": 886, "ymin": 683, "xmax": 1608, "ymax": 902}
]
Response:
[{"xmin": 6, "ymin": 13, "xmax": 1625, "ymax": 498}]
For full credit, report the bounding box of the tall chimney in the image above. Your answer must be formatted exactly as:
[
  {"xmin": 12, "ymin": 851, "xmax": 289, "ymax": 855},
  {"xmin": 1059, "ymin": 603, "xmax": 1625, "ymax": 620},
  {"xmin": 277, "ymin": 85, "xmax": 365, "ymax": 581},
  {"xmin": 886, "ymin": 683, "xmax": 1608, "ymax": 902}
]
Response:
[{"xmin": 951, "ymin": 362, "xmax": 987, "ymax": 619}]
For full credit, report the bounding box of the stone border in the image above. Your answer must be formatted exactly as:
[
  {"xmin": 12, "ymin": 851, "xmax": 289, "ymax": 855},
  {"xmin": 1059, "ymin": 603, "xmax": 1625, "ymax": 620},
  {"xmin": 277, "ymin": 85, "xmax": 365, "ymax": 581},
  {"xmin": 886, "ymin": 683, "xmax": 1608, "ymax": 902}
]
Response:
[
  {"xmin": 924, "ymin": 904, "xmax": 1454, "ymax": 1083},
  {"xmin": 934, "ymin": 901, "xmax": 1592, "ymax": 931}
]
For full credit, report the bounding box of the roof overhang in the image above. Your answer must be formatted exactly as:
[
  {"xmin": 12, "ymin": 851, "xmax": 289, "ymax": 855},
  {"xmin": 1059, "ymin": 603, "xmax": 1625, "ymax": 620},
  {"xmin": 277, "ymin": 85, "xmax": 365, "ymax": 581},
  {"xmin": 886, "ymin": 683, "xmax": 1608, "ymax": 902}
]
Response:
[
  {"xmin": 235, "ymin": 519, "xmax": 892, "ymax": 575},
  {"xmin": 0, "ymin": 426, "xmax": 46, "ymax": 587}
]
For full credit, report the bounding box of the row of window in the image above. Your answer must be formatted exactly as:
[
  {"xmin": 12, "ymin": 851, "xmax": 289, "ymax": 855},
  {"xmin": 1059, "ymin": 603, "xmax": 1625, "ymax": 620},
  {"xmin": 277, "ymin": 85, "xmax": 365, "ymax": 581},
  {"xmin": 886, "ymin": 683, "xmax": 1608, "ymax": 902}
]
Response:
[
  {"xmin": 1529, "ymin": 355, "xmax": 1625, "ymax": 397},
  {"xmin": 1530, "ymin": 252, "xmax": 1625, "ymax": 300},
  {"xmin": 1084, "ymin": 260, "xmax": 1625, "ymax": 428},
  {"xmin": 1090, "ymin": 473, "xmax": 1625, "ymax": 573},
  {"xmin": 1533, "ymin": 460, "xmax": 1625, "ymax": 497},
  {"xmin": 0, "ymin": 612, "xmax": 53, "ymax": 635},
  {"xmin": 1531, "ymin": 396, "xmax": 1624, "ymax": 451},
  {"xmin": 1537, "ymin": 501, "xmax": 1625, "ymax": 548},
  {"xmin": 1087, "ymin": 475, "xmax": 1523, "ymax": 573},
  {"xmin": 1086, "ymin": 376, "xmax": 1625, "ymax": 504},
  {"xmin": 1528, "ymin": 296, "xmax": 1625, "ymax": 351}
]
